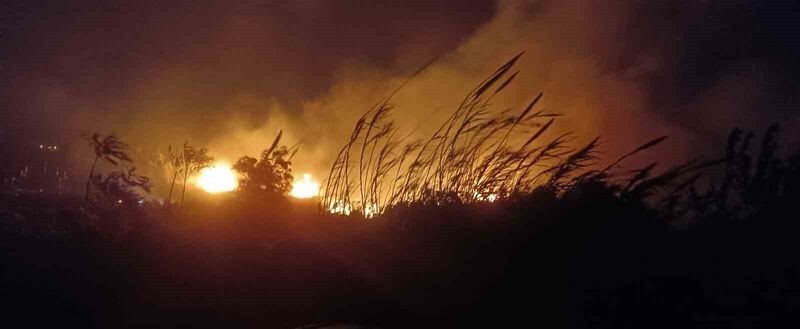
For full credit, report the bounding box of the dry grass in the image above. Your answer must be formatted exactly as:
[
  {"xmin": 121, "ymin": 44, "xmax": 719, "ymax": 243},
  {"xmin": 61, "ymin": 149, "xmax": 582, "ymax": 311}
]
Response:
[
  {"xmin": 319, "ymin": 53, "xmax": 735, "ymax": 218},
  {"xmin": 322, "ymin": 54, "xmax": 619, "ymax": 216}
]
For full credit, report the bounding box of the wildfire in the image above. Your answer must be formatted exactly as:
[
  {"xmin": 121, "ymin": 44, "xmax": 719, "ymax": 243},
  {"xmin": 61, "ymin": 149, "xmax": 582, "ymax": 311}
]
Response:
[
  {"xmin": 291, "ymin": 173, "xmax": 320, "ymax": 199},
  {"xmin": 197, "ymin": 164, "xmax": 238, "ymax": 193},
  {"xmin": 328, "ymin": 201, "xmax": 352, "ymax": 215},
  {"xmin": 474, "ymin": 192, "xmax": 498, "ymax": 202}
]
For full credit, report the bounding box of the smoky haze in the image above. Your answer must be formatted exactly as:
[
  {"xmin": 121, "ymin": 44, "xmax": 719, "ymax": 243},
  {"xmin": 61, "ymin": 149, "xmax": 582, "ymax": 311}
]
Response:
[{"xmin": 2, "ymin": 0, "xmax": 798, "ymax": 197}]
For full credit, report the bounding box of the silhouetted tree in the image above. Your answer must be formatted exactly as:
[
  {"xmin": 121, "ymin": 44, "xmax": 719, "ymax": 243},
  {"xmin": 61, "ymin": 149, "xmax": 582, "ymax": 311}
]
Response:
[
  {"xmin": 160, "ymin": 145, "xmax": 184, "ymax": 207},
  {"xmin": 83, "ymin": 133, "xmax": 132, "ymax": 210},
  {"xmin": 91, "ymin": 167, "xmax": 152, "ymax": 209},
  {"xmin": 233, "ymin": 131, "xmax": 296, "ymax": 199},
  {"xmin": 180, "ymin": 142, "xmax": 214, "ymax": 206}
]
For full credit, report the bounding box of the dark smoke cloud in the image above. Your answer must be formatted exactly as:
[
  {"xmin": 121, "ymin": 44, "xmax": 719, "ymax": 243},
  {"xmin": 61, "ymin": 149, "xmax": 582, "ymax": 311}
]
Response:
[{"xmin": 2, "ymin": 0, "xmax": 799, "ymax": 195}]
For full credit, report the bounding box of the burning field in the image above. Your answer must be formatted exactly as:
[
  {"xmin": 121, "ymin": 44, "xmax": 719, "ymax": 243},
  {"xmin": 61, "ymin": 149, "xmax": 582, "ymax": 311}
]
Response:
[{"xmin": 2, "ymin": 0, "xmax": 800, "ymax": 328}]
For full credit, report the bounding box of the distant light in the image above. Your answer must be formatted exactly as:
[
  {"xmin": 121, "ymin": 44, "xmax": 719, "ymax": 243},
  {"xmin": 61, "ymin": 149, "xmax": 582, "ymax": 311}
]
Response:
[
  {"xmin": 291, "ymin": 174, "xmax": 319, "ymax": 199},
  {"xmin": 39, "ymin": 145, "xmax": 43, "ymax": 149}
]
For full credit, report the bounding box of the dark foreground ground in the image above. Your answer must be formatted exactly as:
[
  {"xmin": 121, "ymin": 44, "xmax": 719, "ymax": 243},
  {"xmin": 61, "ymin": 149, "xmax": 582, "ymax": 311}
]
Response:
[{"xmin": 2, "ymin": 189, "xmax": 800, "ymax": 328}]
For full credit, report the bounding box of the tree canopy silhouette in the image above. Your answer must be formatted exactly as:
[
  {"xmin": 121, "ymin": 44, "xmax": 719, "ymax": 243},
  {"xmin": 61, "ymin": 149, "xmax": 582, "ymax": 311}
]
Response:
[
  {"xmin": 83, "ymin": 133, "xmax": 133, "ymax": 210},
  {"xmin": 232, "ymin": 130, "xmax": 296, "ymax": 199},
  {"xmin": 179, "ymin": 142, "xmax": 214, "ymax": 206},
  {"xmin": 90, "ymin": 167, "xmax": 151, "ymax": 209}
]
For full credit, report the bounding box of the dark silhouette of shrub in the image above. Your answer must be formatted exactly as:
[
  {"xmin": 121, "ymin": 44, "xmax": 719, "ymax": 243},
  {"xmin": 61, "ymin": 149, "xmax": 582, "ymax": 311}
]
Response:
[
  {"xmin": 90, "ymin": 167, "xmax": 151, "ymax": 208},
  {"xmin": 82, "ymin": 133, "xmax": 133, "ymax": 211},
  {"xmin": 233, "ymin": 130, "xmax": 297, "ymax": 200}
]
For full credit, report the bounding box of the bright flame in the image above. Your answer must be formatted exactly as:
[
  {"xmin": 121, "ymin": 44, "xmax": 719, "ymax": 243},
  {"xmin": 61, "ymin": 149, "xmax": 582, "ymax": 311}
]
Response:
[
  {"xmin": 197, "ymin": 164, "xmax": 238, "ymax": 193},
  {"xmin": 329, "ymin": 201, "xmax": 352, "ymax": 215},
  {"xmin": 291, "ymin": 174, "xmax": 320, "ymax": 199},
  {"xmin": 363, "ymin": 203, "xmax": 381, "ymax": 218},
  {"xmin": 474, "ymin": 191, "xmax": 498, "ymax": 202}
]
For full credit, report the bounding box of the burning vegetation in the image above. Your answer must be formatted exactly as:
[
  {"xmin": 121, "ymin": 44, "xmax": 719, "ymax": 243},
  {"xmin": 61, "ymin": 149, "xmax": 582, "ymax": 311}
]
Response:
[
  {"xmin": 322, "ymin": 54, "xmax": 704, "ymax": 219},
  {"xmin": 1, "ymin": 53, "xmax": 800, "ymax": 328},
  {"xmin": 4, "ymin": 0, "xmax": 800, "ymax": 326}
]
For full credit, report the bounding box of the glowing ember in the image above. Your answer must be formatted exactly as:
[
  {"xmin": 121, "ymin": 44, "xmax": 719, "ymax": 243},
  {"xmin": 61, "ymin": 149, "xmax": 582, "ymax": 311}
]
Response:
[
  {"xmin": 197, "ymin": 164, "xmax": 238, "ymax": 193},
  {"xmin": 291, "ymin": 173, "xmax": 320, "ymax": 199}
]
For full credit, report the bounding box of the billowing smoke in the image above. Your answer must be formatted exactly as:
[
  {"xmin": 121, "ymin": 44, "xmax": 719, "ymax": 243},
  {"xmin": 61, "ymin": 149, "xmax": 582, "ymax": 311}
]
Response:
[
  {"xmin": 2, "ymin": 0, "xmax": 798, "ymax": 196},
  {"xmin": 236, "ymin": 0, "xmax": 800, "ymax": 185}
]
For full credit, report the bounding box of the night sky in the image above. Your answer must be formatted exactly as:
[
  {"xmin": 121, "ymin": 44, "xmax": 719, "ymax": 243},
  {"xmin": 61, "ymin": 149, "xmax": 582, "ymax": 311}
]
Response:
[{"xmin": 2, "ymin": 0, "xmax": 799, "ymax": 184}]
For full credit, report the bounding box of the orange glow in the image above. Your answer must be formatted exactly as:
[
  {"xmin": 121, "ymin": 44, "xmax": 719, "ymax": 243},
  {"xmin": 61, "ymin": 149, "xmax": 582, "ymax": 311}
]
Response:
[
  {"xmin": 291, "ymin": 174, "xmax": 320, "ymax": 199},
  {"xmin": 474, "ymin": 192, "xmax": 498, "ymax": 202},
  {"xmin": 197, "ymin": 164, "xmax": 238, "ymax": 193},
  {"xmin": 328, "ymin": 201, "xmax": 352, "ymax": 215}
]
